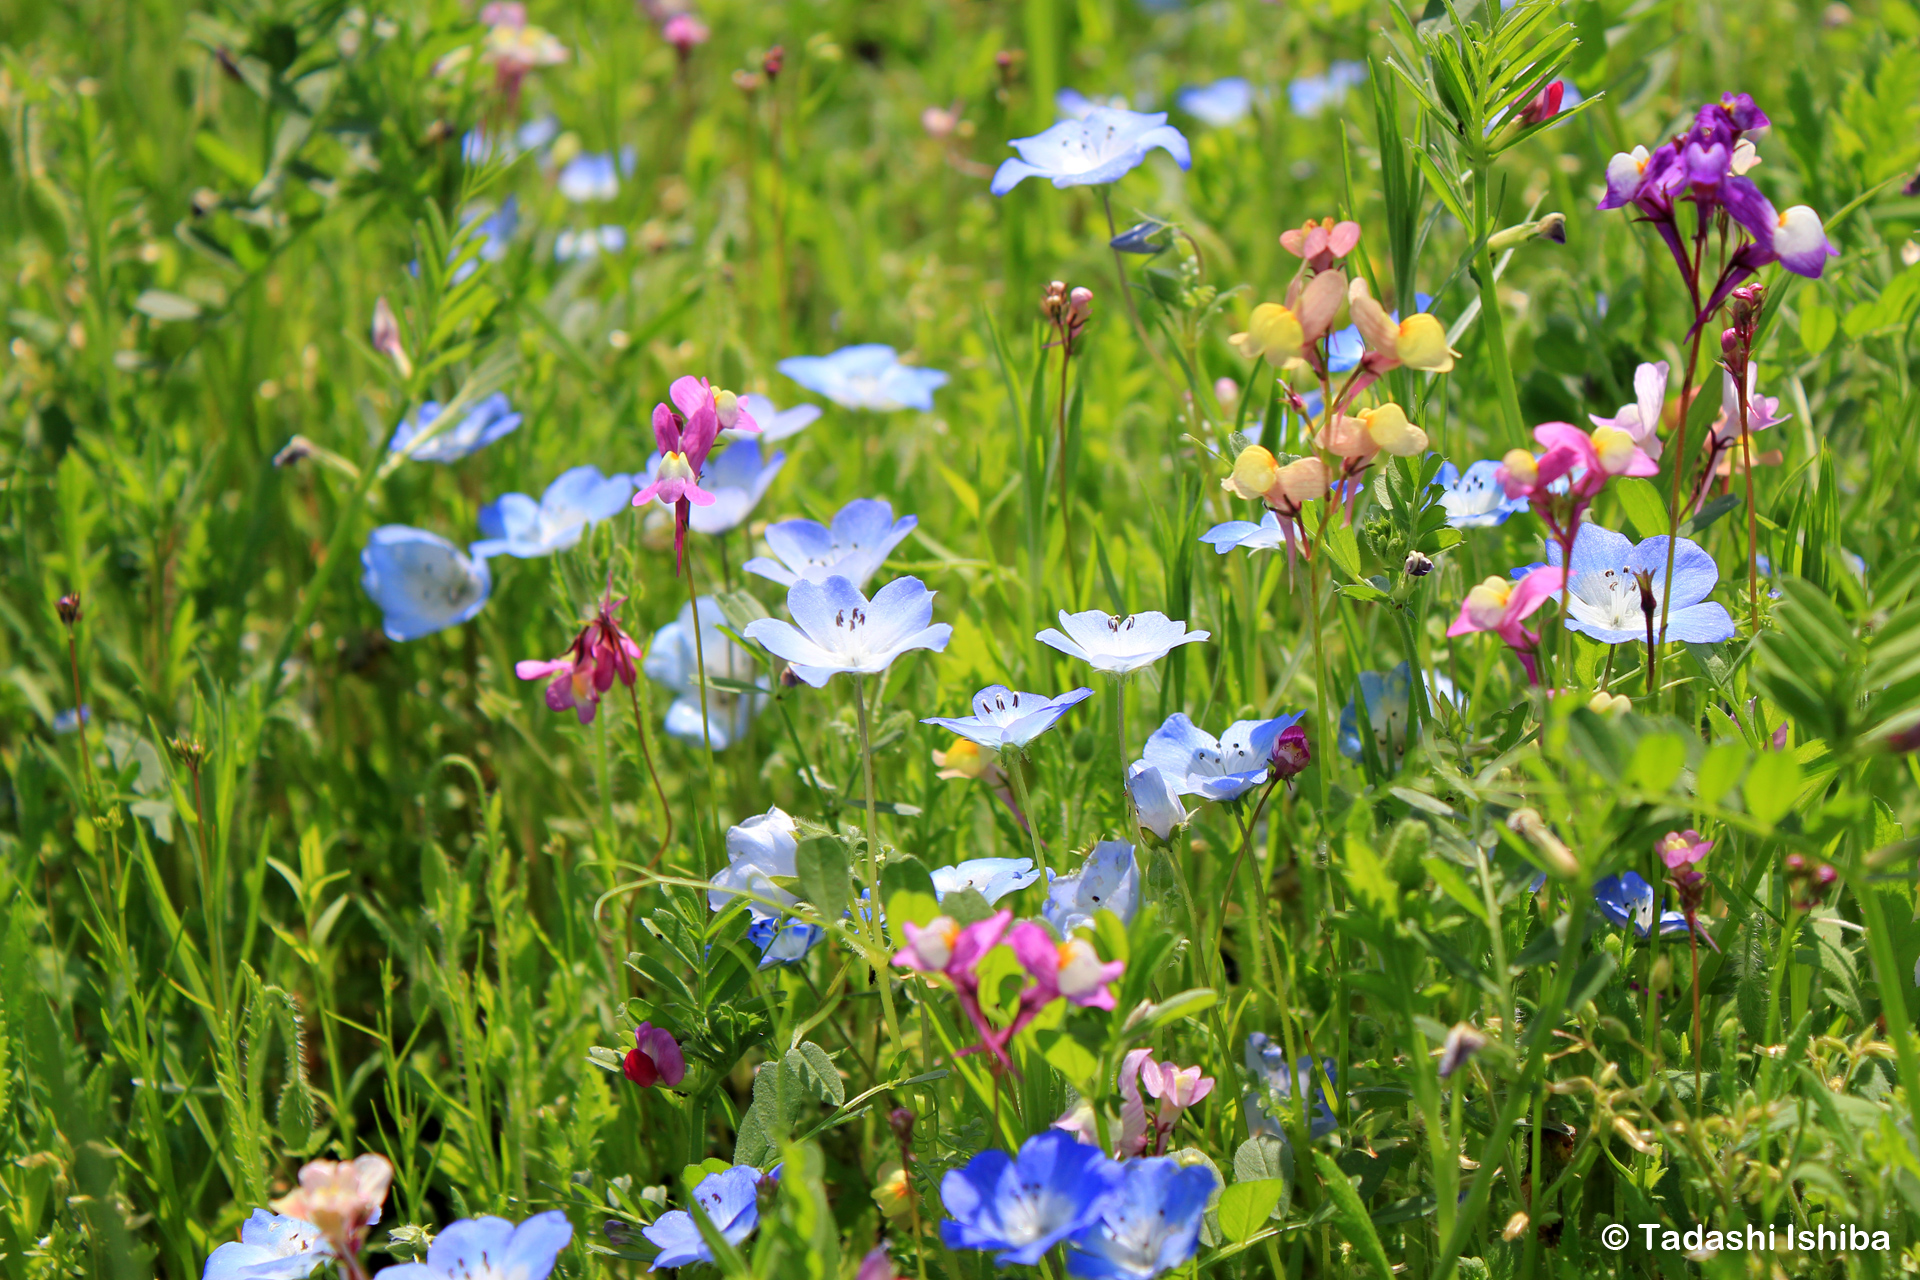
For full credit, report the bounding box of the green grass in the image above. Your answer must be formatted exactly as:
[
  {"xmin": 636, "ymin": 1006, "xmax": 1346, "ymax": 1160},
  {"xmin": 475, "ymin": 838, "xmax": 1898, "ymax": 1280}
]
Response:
[{"xmin": 5, "ymin": 0, "xmax": 1920, "ymax": 1276}]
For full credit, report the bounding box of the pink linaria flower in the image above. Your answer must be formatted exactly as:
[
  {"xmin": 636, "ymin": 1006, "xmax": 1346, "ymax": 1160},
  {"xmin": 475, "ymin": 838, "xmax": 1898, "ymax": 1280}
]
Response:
[
  {"xmin": 895, "ymin": 910, "xmax": 1016, "ymax": 1066},
  {"xmin": 514, "ymin": 594, "xmax": 643, "ymax": 723},
  {"xmin": 1446, "ymin": 565, "xmax": 1567, "ymax": 685}
]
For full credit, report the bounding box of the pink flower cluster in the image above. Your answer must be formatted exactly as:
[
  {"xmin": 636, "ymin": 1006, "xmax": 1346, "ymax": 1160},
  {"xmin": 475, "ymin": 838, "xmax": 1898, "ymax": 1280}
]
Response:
[{"xmin": 514, "ymin": 594, "xmax": 643, "ymax": 724}]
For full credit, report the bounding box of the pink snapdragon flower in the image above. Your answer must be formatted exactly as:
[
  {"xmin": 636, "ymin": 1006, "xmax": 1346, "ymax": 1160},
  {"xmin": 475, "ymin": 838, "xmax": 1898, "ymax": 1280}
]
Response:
[
  {"xmin": 271, "ymin": 1154, "xmax": 392, "ymax": 1259},
  {"xmin": 1117, "ymin": 1048, "xmax": 1215, "ymax": 1157},
  {"xmin": 1446, "ymin": 565, "xmax": 1567, "ymax": 684},
  {"xmin": 894, "ymin": 910, "xmax": 1016, "ymax": 1066},
  {"xmin": 1279, "ymin": 217, "xmax": 1361, "ymax": 272},
  {"xmin": 633, "ymin": 376, "xmax": 761, "ymax": 571},
  {"xmin": 1496, "ymin": 422, "xmax": 1659, "ymax": 600},
  {"xmin": 1003, "ymin": 921, "xmax": 1125, "ymax": 1049},
  {"xmin": 514, "ymin": 594, "xmax": 643, "ymax": 724}
]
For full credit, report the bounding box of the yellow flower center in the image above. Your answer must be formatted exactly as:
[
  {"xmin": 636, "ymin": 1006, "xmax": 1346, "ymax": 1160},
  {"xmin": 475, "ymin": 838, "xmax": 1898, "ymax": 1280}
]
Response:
[
  {"xmin": 1464, "ymin": 576, "xmax": 1514, "ymax": 629},
  {"xmin": 1501, "ymin": 448, "xmax": 1539, "ymax": 486},
  {"xmin": 1590, "ymin": 425, "xmax": 1637, "ymax": 473},
  {"xmin": 1224, "ymin": 445, "xmax": 1280, "ymax": 501}
]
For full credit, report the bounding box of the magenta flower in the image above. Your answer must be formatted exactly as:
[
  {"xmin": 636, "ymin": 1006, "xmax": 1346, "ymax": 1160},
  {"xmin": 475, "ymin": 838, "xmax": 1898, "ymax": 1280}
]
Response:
[
  {"xmin": 895, "ymin": 911, "xmax": 1016, "ymax": 1066},
  {"xmin": 1514, "ymin": 80, "xmax": 1564, "ymax": 127},
  {"xmin": 1118, "ymin": 1048, "xmax": 1214, "ymax": 1157},
  {"xmin": 632, "ymin": 376, "xmax": 761, "ymax": 571},
  {"xmin": 1495, "ymin": 422, "xmax": 1658, "ymax": 596},
  {"xmin": 662, "ymin": 11, "xmax": 709, "ymax": 53},
  {"xmin": 1269, "ymin": 723, "xmax": 1311, "ymax": 780},
  {"xmin": 1658, "ymin": 829, "xmax": 1713, "ymax": 873},
  {"xmin": 1009, "ymin": 920, "xmax": 1125, "ymax": 1019},
  {"xmin": 623, "ymin": 1022, "xmax": 687, "ymax": 1088},
  {"xmin": 513, "ymin": 595, "xmax": 643, "ymax": 724},
  {"xmin": 1446, "ymin": 566, "xmax": 1566, "ymax": 685}
]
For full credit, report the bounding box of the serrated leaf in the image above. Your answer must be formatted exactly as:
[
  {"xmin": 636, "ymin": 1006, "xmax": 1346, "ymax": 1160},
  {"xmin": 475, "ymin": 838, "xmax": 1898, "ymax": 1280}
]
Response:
[
  {"xmin": 1218, "ymin": 1179, "xmax": 1287, "ymax": 1243},
  {"xmin": 787, "ymin": 1042, "xmax": 844, "ymax": 1107}
]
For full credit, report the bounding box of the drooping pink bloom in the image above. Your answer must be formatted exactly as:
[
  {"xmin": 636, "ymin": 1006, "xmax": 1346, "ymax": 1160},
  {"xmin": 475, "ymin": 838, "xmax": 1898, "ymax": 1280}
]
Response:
[
  {"xmin": 1446, "ymin": 565, "xmax": 1567, "ymax": 685},
  {"xmin": 894, "ymin": 910, "xmax": 1016, "ymax": 1066},
  {"xmin": 514, "ymin": 594, "xmax": 643, "ymax": 724},
  {"xmin": 624, "ymin": 1022, "xmax": 688, "ymax": 1088},
  {"xmin": 1496, "ymin": 422, "xmax": 1658, "ymax": 592},
  {"xmin": 271, "ymin": 1154, "xmax": 392, "ymax": 1258},
  {"xmin": 1279, "ymin": 217, "xmax": 1361, "ymax": 272}
]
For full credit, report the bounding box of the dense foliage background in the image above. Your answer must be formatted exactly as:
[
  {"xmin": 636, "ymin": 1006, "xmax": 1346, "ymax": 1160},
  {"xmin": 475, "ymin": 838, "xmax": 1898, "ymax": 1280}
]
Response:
[{"xmin": 5, "ymin": 0, "xmax": 1920, "ymax": 1275}]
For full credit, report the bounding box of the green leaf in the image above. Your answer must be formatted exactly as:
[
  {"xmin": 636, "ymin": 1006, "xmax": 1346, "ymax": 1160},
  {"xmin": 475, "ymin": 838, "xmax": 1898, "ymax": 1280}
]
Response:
[
  {"xmin": 1626, "ymin": 732, "xmax": 1686, "ymax": 794},
  {"xmin": 1324, "ymin": 519, "xmax": 1365, "ymax": 582},
  {"xmin": 1799, "ymin": 300, "xmax": 1835, "ymax": 354},
  {"xmin": 1614, "ymin": 477, "xmax": 1668, "ymax": 541},
  {"xmin": 1312, "ymin": 1151, "xmax": 1394, "ymax": 1279},
  {"xmin": 1744, "ymin": 751, "xmax": 1802, "ymax": 831},
  {"xmin": 1218, "ymin": 1179, "xmax": 1288, "ymax": 1243},
  {"xmin": 794, "ymin": 836, "xmax": 851, "ymax": 920},
  {"xmin": 785, "ymin": 1042, "xmax": 844, "ymax": 1107},
  {"xmin": 942, "ymin": 887, "xmax": 995, "ymax": 925},
  {"xmin": 1694, "ymin": 742, "xmax": 1748, "ymax": 807},
  {"xmin": 1038, "ymin": 1031, "xmax": 1100, "ymax": 1090},
  {"xmin": 1128, "ymin": 988, "xmax": 1218, "ymax": 1034},
  {"xmin": 1233, "ymin": 1134, "xmax": 1291, "ymax": 1184},
  {"xmin": 1341, "ymin": 834, "xmax": 1398, "ymax": 919},
  {"xmin": 881, "ymin": 855, "xmax": 938, "ymax": 903},
  {"xmin": 884, "ymin": 889, "xmax": 941, "ymax": 931}
]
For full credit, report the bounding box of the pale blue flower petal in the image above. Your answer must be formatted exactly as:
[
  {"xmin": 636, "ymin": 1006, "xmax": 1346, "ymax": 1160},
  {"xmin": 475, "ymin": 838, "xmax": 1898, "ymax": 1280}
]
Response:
[{"xmin": 359, "ymin": 527, "xmax": 492, "ymax": 641}]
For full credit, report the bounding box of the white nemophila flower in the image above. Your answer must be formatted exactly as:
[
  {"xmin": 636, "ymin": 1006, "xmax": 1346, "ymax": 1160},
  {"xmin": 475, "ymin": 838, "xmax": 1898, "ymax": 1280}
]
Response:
[
  {"xmin": 989, "ymin": 107, "xmax": 1192, "ymax": 195},
  {"xmin": 1036, "ymin": 609, "xmax": 1210, "ymax": 676},
  {"xmin": 744, "ymin": 498, "xmax": 918, "ymax": 590},
  {"xmin": 921, "ymin": 685, "xmax": 1093, "ymax": 752},
  {"xmin": 643, "ymin": 596, "xmax": 768, "ymax": 750},
  {"xmin": 731, "ymin": 394, "xmax": 822, "ymax": 444},
  {"xmin": 202, "ymin": 1210, "xmax": 332, "ymax": 1280},
  {"xmin": 1126, "ymin": 761, "xmax": 1192, "ymax": 840},
  {"xmin": 359, "ymin": 526, "xmax": 492, "ymax": 641},
  {"xmin": 471, "ymin": 465, "xmax": 633, "ymax": 558},
  {"xmin": 931, "ymin": 857, "xmax": 1041, "ymax": 905},
  {"xmin": 744, "ymin": 576, "xmax": 952, "ymax": 687},
  {"xmin": 1043, "ymin": 841, "xmax": 1140, "ymax": 936},
  {"xmin": 709, "ymin": 806, "xmax": 798, "ymax": 919},
  {"xmin": 1143, "ymin": 712, "xmax": 1303, "ymax": 801},
  {"xmin": 372, "ymin": 1210, "xmax": 571, "ymax": 1280}
]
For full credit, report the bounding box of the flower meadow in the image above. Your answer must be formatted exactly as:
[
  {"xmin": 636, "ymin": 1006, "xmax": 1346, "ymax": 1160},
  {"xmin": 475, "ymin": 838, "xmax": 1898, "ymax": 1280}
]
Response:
[{"xmin": 7, "ymin": 0, "xmax": 1920, "ymax": 1277}]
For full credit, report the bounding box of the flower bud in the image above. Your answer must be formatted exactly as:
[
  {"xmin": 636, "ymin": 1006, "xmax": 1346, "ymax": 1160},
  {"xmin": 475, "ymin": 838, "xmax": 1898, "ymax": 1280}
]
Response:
[
  {"xmin": 1649, "ymin": 954, "xmax": 1673, "ymax": 991},
  {"xmin": 888, "ymin": 1105, "xmax": 916, "ymax": 1145},
  {"xmin": 56, "ymin": 592, "xmax": 81, "ymax": 626},
  {"xmin": 1506, "ymin": 807, "xmax": 1579, "ymax": 879},
  {"xmin": 762, "ymin": 45, "xmax": 784, "ymax": 78},
  {"xmin": 1269, "ymin": 724, "xmax": 1311, "ymax": 779},
  {"xmin": 1404, "ymin": 550, "xmax": 1434, "ymax": 578},
  {"xmin": 1067, "ymin": 286, "xmax": 1093, "ymax": 325}
]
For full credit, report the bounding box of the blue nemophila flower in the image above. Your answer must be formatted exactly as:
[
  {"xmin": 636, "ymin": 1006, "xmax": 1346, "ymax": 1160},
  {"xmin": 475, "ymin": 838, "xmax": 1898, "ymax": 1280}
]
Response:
[
  {"xmin": 1109, "ymin": 219, "xmax": 1171, "ymax": 255},
  {"xmin": 1175, "ymin": 77, "xmax": 1254, "ymax": 127},
  {"xmin": 641, "ymin": 1165, "xmax": 776, "ymax": 1271},
  {"xmin": 1545, "ymin": 524, "xmax": 1735, "ymax": 645},
  {"xmin": 734, "ymin": 393, "xmax": 821, "ymax": 443},
  {"xmin": 1126, "ymin": 762, "xmax": 1193, "ymax": 841},
  {"xmin": 922, "ymin": 685, "xmax": 1094, "ymax": 752},
  {"xmin": 388, "ymin": 393, "xmax": 522, "ymax": 462},
  {"xmin": 359, "ymin": 527, "xmax": 492, "ymax": 642},
  {"xmin": 203, "ymin": 1209, "xmax": 331, "ymax": 1280},
  {"xmin": 52, "ymin": 705, "xmax": 90, "ymax": 734},
  {"xmin": 554, "ymin": 225, "xmax": 627, "ymax": 261},
  {"xmin": 778, "ymin": 345, "xmax": 948, "ymax": 412},
  {"xmin": 747, "ymin": 915, "xmax": 824, "ymax": 967},
  {"xmin": 932, "ymin": 857, "xmax": 1041, "ymax": 905},
  {"xmin": 647, "ymin": 440, "xmax": 784, "ymax": 536},
  {"xmin": 1593, "ymin": 871, "xmax": 1692, "ymax": 938},
  {"xmin": 1243, "ymin": 1034, "xmax": 1338, "ymax": 1142},
  {"xmin": 1436, "ymin": 460, "xmax": 1531, "ymax": 528},
  {"xmin": 744, "ymin": 499, "xmax": 918, "ymax": 590},
  {"xmin": 990, "ymin": 107, "xmax": 1192, "ymax": 196},
  {"xmin": 743, "ymin": 576, "xmax": 952, "ymax": 687},
  {"xmin": 472, "ymin": 465, "xmax": 633, "ymax": 559},
  {"xmin": 1339, "ymin": 662, "xmax": 1462, "ymax": 760},
  {"xmin": 1044, "ymin": 841, "xmax": 1140, "ymax": 935},
  {"xmin": 644, "ymin": 597, "xmax": 768, "ymax": 749},
  {"xmin": 1200, "ymin": 511, "xmax": 1291, "ymax": 556},
  {"xmin": 373, "ymin": 1211, "xmax": 571, "ymax": 1280},
  {"xmin": 1067, "ymin": 1157, "xmax": 1218, "ymax": 1279},
  {"xmin": 1142, "ymin": 712, "xmax": 1301, "ymax": 801},
  {"xmin": 1288, "ymin": 61, "xmax": 1368, "ymax": 117},
  {"xmin": 556, "ymin": 149, "xmax": 632, "ymax": 202},
  {"xmin": 1037, "ymin": 610, "xmax": 1209, "ymax": 676},
  {"xmin": 940, "ymin": 1130, "xmax": 1125, "ymax": 1266},
  {"xmin": 711, "ymin": 807, "xmax": 799, "ymax": 917}
]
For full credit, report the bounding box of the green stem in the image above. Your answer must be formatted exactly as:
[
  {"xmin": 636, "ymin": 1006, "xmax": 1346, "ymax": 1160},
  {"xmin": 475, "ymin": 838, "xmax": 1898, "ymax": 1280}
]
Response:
[
  {"xmin": 1472, "ymin": 162, "xmax": 1524, "ymax": 443},
  {"xmin": 685, "ymin": 555, "xmax": 719, "ymax": 876},
  {"xmin": 853, "ymin": 676, "xmax": 907, "ymax": 1060},
  {"xmin": 1004, "ymin": 752, "xmax": 1049, "ymax": 878}
]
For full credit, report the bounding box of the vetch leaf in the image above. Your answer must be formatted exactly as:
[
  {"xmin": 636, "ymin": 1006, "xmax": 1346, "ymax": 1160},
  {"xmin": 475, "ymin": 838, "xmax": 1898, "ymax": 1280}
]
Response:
[
  {"xmin": 1217, "ymin": 1179, "xmax": 1287, "ymax": 1243},
  {"xmin": 794, "ymin": 836, "xmax": 852, "ymax": 920}
]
